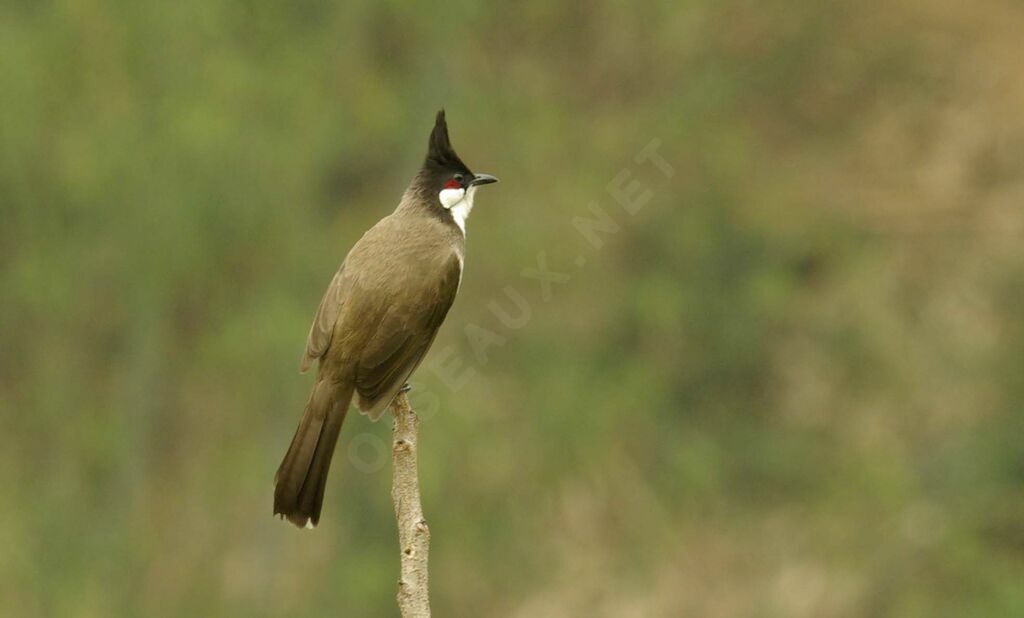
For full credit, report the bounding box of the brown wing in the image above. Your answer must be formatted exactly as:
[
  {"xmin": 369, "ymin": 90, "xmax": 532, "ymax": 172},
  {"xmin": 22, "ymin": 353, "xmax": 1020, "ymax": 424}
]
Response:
[
  {"xmin": 354, "ymin": 253, "xmax": 462, "ymax": 419},
  {"xmin": 300, "ymin": 262, "xmax": 348, "ymax": 373}
]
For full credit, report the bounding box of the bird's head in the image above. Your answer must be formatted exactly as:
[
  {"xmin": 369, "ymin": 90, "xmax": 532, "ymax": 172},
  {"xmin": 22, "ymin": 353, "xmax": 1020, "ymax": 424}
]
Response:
[{"xmin": 421, "ymin": 110, "xmax": 498, "ymax": 217}]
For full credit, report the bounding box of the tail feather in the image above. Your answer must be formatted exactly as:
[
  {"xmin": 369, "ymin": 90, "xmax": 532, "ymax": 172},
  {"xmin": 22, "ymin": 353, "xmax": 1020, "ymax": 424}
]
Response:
[{"xmin": 274, "ymin": 379, "xmax": 353, "ymax": 528}]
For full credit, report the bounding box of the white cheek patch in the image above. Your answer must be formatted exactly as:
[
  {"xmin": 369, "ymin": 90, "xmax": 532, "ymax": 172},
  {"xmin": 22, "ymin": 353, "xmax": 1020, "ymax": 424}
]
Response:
[
  {"xmin": 439, "ymin": 186, "xmax": 477, "ymax": 236},
  {"xmin": 439, "ymin": 188, "xmax": 465, "ymax": 209}
]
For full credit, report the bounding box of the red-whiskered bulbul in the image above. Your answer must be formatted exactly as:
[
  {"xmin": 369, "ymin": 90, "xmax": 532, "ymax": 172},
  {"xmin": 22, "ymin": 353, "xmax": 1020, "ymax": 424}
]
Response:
[{"xmin": 274, "ymin": 110, "xmax": 498, "ymax": 528}]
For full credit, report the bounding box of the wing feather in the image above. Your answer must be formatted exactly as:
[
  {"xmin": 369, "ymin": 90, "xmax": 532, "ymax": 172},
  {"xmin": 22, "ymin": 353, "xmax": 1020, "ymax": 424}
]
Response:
[
  {"xmin": 300, "ymin": 262, "xmax": 347, "ymax": 373},
  {"xmin": 354, "ymin": 253, "xmax": 462, "ymax": 416}
]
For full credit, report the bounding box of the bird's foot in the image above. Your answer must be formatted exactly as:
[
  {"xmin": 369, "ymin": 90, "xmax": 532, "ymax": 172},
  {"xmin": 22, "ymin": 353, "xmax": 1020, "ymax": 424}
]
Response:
[{"xmin": 399, "ymin": 382, "xmax": 412, "ymax": 393}]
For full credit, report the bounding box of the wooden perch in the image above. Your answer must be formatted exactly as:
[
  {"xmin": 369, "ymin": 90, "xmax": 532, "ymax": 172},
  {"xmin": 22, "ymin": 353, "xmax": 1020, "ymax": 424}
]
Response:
[{"xmin": 390, "ymin": 391, "xmax": 431, "ymax": 617}]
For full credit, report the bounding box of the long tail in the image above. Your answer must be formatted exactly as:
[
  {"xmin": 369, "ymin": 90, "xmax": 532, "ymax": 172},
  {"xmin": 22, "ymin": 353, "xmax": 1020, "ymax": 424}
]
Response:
[{"xmin": 274, "ymin": 378, "xmax": 353, "ymax": 528}]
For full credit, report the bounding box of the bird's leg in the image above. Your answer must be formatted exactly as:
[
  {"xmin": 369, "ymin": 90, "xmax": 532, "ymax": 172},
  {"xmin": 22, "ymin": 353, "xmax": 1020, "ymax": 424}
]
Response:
[{"xmin": 399, "ymin": 382, "xmax": 412, "ymax": 393}]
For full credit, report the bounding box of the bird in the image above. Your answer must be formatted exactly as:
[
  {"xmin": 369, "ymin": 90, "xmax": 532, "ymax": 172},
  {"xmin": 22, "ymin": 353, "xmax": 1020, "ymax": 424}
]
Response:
[{"xmin": 273, "ymin": 110, "xmax": 498, "ymax": 529}]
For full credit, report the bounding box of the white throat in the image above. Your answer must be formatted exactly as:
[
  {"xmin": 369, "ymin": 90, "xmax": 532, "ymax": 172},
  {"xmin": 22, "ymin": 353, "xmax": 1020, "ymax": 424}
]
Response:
[{"xmin": 438, "ymin": 186, "xmax": 477, "ymax": 235}]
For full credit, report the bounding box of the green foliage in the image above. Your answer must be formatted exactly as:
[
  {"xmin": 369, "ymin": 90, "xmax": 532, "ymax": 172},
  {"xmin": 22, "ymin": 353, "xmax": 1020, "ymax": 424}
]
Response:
[{"xmin": 2, "ymin": 1, "xmax": 1022, "ymax": 616}]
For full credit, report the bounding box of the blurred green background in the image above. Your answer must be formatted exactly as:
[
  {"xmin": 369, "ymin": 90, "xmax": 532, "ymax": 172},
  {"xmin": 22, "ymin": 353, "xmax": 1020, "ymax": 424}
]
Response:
[{"xmin": 3, "ymin": 1, "xmax": 1024, "ymax": 616}]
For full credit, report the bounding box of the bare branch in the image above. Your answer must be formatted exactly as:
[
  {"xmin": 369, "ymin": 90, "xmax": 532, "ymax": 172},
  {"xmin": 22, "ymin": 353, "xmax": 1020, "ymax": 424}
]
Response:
[{"xmin": 390, "ymin": 392, "xmax": 431, "ymax": 617}]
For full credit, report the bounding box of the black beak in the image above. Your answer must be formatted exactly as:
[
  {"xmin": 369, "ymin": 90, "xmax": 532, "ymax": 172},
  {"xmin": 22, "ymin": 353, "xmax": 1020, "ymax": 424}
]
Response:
[{"xmin": 469, "ymin": 173, "xmax": 499, "ymax": 187}]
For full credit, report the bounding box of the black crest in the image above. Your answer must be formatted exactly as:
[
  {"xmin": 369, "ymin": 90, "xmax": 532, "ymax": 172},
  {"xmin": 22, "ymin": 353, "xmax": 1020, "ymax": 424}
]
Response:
[{"xmin": 425, "ymin": 110, "xmax": 470, "ymax": 173}]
